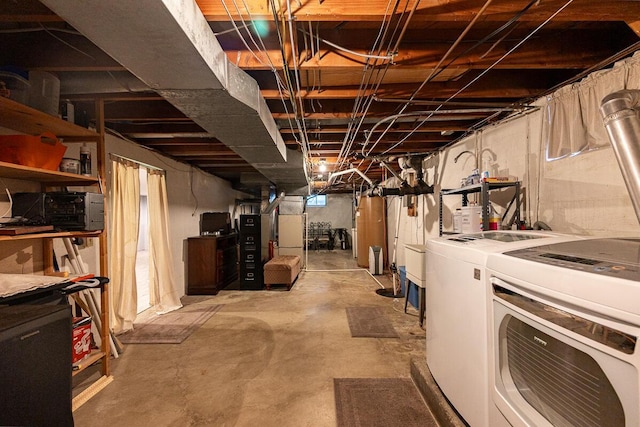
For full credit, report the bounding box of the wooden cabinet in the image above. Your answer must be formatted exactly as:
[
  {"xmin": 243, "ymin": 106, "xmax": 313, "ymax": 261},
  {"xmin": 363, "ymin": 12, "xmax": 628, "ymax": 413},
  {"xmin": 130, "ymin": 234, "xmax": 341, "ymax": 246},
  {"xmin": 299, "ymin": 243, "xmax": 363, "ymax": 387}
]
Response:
[
  {"xmin": 187, "ymin": 234, "xmax": 238, "ymax": 294},
  {"xmin": 0, "ymin": 96, "xmax": 110, "ymax": 409}
]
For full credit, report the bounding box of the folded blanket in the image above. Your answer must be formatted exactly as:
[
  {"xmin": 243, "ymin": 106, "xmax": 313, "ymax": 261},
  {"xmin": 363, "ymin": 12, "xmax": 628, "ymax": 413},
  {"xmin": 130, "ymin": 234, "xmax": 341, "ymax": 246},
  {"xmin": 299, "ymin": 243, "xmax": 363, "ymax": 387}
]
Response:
[{"xmin": 0, "ymin": 273, "xmax": 68, "ymax": 298}]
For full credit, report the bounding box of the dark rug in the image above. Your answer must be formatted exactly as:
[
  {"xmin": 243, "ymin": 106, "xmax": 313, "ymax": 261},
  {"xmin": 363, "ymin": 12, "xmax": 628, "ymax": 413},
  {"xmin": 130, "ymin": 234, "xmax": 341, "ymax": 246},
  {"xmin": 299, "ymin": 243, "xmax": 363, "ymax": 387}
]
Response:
[
  {"xmin": 345, "ymin": 306, "xmax": 399, "ymax": 338},
  {"xmin": 334, "ymin": 378, "xmax": 439, "ymax": 427},
  {"xmin": 118, "ymin": 304, "xmax": 223, "ymax": 344}
]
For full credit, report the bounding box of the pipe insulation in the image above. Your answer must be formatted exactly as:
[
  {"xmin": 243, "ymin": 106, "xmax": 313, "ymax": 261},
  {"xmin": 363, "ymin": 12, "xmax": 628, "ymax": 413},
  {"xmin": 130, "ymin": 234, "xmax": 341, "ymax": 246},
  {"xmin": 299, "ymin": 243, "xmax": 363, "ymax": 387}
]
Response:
[{"xmin": 600, "ymin": 90, "xmax": 640, "ymax": 224}]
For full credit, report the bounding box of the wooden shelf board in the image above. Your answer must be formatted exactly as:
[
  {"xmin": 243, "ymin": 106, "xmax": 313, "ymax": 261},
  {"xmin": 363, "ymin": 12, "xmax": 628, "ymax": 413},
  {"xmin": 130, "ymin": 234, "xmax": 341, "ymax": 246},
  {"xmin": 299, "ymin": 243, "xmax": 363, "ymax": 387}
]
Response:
[
  {"xmin": 72, "ymin": 375, "xmax": 113, "ymax": 411},
  {"xmin": 0, "ymin": 96, "xmax": 99, "ymax": 139},
  {"xmin": 0, "ymin": 160, "xmax": 100, "ymax": 184},
  {"xmin": 72, "ymin": 350, "xmax": 105, "ymax": 377},
  {"xmin": 0, "ymin": 230, "xmax": 102, "ymax": 242}
]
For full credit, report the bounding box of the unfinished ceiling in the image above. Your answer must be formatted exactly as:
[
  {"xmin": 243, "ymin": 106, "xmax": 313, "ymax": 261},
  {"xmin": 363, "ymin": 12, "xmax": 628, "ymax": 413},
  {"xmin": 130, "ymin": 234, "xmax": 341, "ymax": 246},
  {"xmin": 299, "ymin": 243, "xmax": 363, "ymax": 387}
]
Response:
[{"xmin": 1, "ymin": 0, "xmax": 639, "ymax": 195}]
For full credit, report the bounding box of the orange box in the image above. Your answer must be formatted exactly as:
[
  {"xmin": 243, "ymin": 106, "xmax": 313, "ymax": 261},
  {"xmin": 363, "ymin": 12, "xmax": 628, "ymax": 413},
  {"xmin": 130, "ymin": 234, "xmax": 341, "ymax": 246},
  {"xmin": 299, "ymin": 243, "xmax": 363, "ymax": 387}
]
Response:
[
  {"xmin": 72, "ymin": 316, "xmax": 92, "ymax": 364},
  {"xmin": 0, "ymin": 132, "xmax": 67, "ymax": 170}
]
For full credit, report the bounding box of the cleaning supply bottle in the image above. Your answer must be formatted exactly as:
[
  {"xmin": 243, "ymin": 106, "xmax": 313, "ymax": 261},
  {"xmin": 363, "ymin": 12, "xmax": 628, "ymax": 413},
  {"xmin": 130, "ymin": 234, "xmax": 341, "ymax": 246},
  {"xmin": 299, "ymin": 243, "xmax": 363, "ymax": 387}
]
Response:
[
  {"xmin": 80, "ymin": 143, "xmax": 91, "ymax": 176},
  {"xmin": 489, "ymin": 205, "xmax": 500, "ymax": 230}
]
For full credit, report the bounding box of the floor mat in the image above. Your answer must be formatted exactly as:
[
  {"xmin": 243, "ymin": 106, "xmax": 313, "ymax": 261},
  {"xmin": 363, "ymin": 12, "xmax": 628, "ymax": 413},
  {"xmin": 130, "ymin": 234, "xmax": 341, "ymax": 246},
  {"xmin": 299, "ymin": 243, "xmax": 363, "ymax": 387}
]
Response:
[
  {"xmin": 345, "ymin": 306, "xmax": 399, "ymax": 338},
  {"xmin": 334, "ymin": 378, "xmax": 439, "ymax": 427},
  {"xmin": 118, "ymin": 304, "xmax": 222, "ymax": 344}
]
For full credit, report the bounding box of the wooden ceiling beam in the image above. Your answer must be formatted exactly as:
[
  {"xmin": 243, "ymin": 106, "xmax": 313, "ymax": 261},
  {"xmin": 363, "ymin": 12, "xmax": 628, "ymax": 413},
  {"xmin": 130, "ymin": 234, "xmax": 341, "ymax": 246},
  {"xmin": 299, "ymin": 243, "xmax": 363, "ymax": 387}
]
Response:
[
  {"xmin": 191, "ymin": 158, "xmax": 248, "ymax": 163},
  {"xmin": 101, "ymin": 100, "xmax": 188, "ymax": 120},
  {"xmin": 139, "ymin": 139, "xmax": 225, "ymax": 146},
  {"xmin": 301, "ymin": 133, "xmax": 456, "ymax": 143},
  {"xmin": 143, "ymin": 147, "xmax": 238, "ymax": 156},
  {"xmin": 272, "ymin": 112, "xmax": 491, "ymax": 120},
  {"xmin": 198, "ymin": 0, "xmax": 640, "ymax": 22},
  {"xmin": 106, "ymin": 122, "xmax": 206, "ymax": 134},
  {"xmin": 279, "ymin": 124, "xmax": 471, "ymax": 133},
  {"xmin": 628, "ymin": 20, "xmax": 640, "ymax": 37},
  {"xmin": 227, "ymin": 31, "xmax": 626, "ymax": 71}
]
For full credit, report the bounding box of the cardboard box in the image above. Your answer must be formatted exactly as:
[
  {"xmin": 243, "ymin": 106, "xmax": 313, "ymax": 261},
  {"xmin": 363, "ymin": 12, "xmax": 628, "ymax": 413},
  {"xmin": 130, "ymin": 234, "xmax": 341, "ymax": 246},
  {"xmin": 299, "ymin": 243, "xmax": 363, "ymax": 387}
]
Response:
[{"xmin": 72, "ymin": 317, "xmax": 92, "ymax": 364}]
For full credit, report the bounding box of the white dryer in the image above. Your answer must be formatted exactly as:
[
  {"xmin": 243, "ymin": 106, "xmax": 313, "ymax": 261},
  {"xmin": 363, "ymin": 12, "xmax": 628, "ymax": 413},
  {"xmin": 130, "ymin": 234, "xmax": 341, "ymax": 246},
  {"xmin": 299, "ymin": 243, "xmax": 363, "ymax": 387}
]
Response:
[
  {"xmin": 425, "ymin": 231, "xmax": 583, "ymax": 427},
  {"xmin": 487, "ymin": 237, "xmax": 640, "ymax": 427}
]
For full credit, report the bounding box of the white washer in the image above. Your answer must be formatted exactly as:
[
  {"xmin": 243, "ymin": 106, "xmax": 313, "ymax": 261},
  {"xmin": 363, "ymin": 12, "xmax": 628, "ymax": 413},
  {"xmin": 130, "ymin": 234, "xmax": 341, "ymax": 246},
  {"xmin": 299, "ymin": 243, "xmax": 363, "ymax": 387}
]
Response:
[
  {"xmin": 425, "ymin": 231, "xmax": 583, "ymax": 427},
  {"xmin": 487, "ymin": 237, "xmax": 640, "ymax": 427}
]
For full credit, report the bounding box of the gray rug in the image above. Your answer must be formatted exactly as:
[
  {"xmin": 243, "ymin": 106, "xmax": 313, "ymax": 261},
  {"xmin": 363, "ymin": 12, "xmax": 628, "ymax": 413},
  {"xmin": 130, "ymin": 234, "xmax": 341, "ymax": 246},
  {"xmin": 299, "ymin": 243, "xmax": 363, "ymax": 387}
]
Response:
[
  {"xmin": 118, "ymin": 304, "xmax": 222, "ymax": 344},
  {"xmin": 346, "ymin": 306, "xmax": 399, "ymax": 338},
  {"xmin": 334, "ymin": 378, "xmax": 439, "ymax": 427}
]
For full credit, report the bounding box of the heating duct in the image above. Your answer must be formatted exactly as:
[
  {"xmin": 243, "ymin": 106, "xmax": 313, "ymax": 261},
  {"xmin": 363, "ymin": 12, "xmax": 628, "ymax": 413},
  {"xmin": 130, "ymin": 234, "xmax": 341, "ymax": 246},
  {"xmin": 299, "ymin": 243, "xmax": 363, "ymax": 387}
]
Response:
[
  {"xmin": 40, "ymin": 0, "xmax": 308, "ymax": 193},
  {"xmin": 600, "ymin": 90, "xmax": 640, "ymax": 224}
]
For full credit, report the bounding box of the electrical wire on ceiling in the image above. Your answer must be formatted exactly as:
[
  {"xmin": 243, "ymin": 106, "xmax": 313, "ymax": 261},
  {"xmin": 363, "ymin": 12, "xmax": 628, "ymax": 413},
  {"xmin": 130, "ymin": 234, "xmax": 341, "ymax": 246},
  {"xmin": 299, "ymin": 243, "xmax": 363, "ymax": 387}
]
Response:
[
  {"xmin": 360, "ymin": 0, "xmax": 494, "ymax": 160},
  {"xmin": 334, "ymin": 0, "xmax": 421, "ymax": 184},
  {"xmin": 335, "ymin": 0, "xmax": 402, "ymax": 167},
  {"xmin": 38, "ymin": 22, "xmax": 96, "ymax": 60},
  {"xmin": 296, "ymin": 27, "xmax": 395, "ymax": 61},
  {"xmin": 216, "ymin": 1, "xmax": 294, "ymax": 121},
  {"xmin": 284, "ymin": 0, "xmax": 314, "ymax": 182},
  {"xmin": 361, "ymin": 0, "xmax": 575, "ymax": 163},
  {"xmin": 221, "ymin": 0, "xmax": 313, "ymax": 183},
  {"xmin": 375, "ymin": 0, "xmax": 577, "ymax": 158}
]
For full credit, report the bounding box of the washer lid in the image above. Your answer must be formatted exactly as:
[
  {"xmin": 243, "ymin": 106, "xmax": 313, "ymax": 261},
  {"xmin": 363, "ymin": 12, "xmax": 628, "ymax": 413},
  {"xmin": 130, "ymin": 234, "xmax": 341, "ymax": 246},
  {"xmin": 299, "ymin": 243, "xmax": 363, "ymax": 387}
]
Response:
[
  {"xmin": 447, "ymin": 231, "xmax": 547, "ymax": 243},
  {"xmin": 504, "ymin": 238, "xmax": 640, "ymax": 281}
]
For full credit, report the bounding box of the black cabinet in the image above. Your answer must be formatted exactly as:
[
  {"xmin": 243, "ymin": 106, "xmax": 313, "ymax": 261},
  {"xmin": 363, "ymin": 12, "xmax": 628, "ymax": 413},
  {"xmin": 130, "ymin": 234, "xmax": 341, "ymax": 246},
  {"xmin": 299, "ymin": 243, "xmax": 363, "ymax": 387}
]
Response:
[
  {"xmin": 0, "ymin": 304, "xmax": 73, "ymax": 427},
  {"xmin": 239, "ymin": 215, "xmax": 263, "ymax": 290}
]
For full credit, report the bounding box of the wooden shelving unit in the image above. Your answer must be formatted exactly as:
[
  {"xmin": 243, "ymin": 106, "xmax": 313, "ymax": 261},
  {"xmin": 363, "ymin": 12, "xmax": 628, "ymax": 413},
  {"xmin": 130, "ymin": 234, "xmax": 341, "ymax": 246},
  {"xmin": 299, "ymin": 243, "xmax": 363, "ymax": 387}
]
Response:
[
  {"xmin": 0, "ymin": 97, "xmax": 111, "ymax": 410},
  {"xmin": 0, "ymin": 230, "xmax": 102, "ymax": 242},
  {"xmin": 0, "ymin": 160, "xmax": 100, "ymax": 184},
  {"xmin": 0, "ymin": 96, "xmax": 99, "ymax": 142}
]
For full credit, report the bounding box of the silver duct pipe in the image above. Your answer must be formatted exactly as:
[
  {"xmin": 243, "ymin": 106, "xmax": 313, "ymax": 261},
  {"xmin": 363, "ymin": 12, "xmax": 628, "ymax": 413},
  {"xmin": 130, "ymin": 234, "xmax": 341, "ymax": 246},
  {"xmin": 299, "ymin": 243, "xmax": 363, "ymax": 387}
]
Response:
[
  {"xmin": 600, "ymin": 90, "xmax": 640, "ymax": 224},
  {"xmin": 328, "ymin": 168, "xmax": 373, "ymax": 187},
  {"xmin": 41, "ymin": 0, "xmax": 308, "ymax": 191}
]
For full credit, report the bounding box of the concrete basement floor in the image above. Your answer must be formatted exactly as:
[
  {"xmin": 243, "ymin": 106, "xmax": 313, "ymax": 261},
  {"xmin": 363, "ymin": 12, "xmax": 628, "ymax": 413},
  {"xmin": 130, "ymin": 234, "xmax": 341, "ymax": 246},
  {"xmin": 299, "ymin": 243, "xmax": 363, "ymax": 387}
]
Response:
[{"xmin": 73, "ymin": 250, "xmax": 463, "ymax": 427}]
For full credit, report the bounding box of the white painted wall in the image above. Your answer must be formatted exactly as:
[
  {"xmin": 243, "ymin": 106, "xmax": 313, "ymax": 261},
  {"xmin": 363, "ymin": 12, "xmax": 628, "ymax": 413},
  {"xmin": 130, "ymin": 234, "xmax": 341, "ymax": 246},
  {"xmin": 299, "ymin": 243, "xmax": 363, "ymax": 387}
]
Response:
[
  {"xmin": 391, "ymin": 94, "xmax": 640, "ymax": 268},
  {"xmin": 306, "ymin": 193, "xmax": 353, "ymax": 230},
  {"xmin": 102, "ymin": 134, "xmax": 242, "ymax": 295},
  {"xmin": 0, "ymin": 132, "xmax": 242, "ymax": 300},
  {"xmin": 391, "ymin": 54, "xmax": 640, "ymax": 267}
]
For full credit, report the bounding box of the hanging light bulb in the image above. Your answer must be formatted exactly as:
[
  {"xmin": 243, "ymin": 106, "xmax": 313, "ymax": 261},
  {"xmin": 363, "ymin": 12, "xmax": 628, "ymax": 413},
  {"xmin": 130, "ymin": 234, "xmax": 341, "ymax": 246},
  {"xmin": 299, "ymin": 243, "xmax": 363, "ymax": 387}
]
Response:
[{"xmin": 319, "ymin": 159, "xmax": 327, "ymax": 172}]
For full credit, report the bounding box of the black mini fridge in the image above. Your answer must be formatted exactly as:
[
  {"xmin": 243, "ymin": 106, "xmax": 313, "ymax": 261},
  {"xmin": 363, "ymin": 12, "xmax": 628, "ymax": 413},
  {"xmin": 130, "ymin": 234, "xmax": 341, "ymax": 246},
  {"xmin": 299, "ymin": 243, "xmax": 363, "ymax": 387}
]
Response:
[{"xmin": 0, "ymin": 304, "xmax": 73, "ymax": 427}]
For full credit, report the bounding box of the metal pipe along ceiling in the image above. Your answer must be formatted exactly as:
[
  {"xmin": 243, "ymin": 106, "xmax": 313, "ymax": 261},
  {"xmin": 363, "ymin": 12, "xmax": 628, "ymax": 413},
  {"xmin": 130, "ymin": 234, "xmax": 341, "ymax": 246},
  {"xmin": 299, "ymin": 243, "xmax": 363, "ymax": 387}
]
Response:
[
  {"xmin": 40, "ymin": 0, "xmax": 308, "ymax": 193},
  {"xmin": 600, "ymin": 90, "xmax": 640, "ymax": 224}
]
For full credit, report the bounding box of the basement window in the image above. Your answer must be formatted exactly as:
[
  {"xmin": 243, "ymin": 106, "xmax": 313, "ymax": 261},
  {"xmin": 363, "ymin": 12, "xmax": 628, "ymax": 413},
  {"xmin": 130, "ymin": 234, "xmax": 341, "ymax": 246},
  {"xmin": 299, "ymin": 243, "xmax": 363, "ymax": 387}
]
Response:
[{"xmin": 306, "ymin": 194, "xmax": 327, "ymax": 207}]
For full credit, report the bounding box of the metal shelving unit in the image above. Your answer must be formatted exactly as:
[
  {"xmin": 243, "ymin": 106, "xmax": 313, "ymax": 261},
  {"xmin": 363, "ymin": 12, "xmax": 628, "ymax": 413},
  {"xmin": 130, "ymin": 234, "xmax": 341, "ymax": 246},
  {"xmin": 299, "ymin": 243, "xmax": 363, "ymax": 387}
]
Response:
[{"xmin": 439, "ymin": 181, "xmax": 521, "ymax": 236}]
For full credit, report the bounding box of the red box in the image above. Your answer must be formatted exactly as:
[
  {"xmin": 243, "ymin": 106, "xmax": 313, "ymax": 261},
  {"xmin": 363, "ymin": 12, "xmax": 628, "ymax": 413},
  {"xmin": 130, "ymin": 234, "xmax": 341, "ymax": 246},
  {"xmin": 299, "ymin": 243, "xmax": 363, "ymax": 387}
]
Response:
[
  {"xmin": 72, "ymin": 317, "xmax": 92, "ymax": 364},
  {"xmin": 0, "ymin": 132, "xmax": 67, "ymax": 170}
]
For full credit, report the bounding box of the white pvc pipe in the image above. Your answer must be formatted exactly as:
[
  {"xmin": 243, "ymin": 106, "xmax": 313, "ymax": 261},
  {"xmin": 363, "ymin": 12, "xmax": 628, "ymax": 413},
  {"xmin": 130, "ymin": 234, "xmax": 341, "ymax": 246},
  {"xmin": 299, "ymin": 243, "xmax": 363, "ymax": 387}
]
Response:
[
  {"xmin": 391, "ymin": 196, "xmax": 402, "ymax": 295},
  {"xmin": 63, "ymin": 238, "xmax": 82, "ymax": 274}
]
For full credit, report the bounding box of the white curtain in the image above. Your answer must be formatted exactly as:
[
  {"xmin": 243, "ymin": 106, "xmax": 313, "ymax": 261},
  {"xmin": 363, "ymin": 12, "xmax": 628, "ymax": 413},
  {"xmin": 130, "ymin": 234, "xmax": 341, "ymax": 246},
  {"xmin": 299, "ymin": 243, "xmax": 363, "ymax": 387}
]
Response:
[
  {"xmin": 147, "ymin": 169, "xmax": 182, "ymax": 314},
  {"xmin": 544, "ymin": 84, "xmax": 587, "ymax": 161},
  {"xmin": 109, "ymin": 158, "xmax": 140, "ymax": 333},
  {"xmin": 544, "ymin": 51, "xmax": 638, "ymax": 161},
  {"xmin": 625, "ymin": 51, "xmax": 640, "ymax": 90},
  {"xmin": 577, "ymin": 63, "xmax": 626, "ymax": 150}
]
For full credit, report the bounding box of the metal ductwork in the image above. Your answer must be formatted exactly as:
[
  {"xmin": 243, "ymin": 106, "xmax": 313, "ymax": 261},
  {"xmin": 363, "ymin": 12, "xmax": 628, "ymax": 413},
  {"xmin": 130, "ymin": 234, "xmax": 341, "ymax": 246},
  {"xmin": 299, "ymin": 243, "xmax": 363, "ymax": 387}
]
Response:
[
  {"xmin": 59, "ymin": 71, "xmax": 150, "ymax": 95},
  {"xmin": 40, "ymin": 0, "xmax": 308, "ymax": 192},
  {"xmin": 600, "ymin": 90, "xmax": 640, "ymax": 224}
]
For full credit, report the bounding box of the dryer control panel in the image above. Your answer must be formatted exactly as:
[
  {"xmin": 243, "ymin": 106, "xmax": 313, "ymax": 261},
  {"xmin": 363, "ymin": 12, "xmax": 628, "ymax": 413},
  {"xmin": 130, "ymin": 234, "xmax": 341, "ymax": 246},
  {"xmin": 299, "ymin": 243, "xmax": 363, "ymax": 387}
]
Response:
[{"xmin": 504, "ymin": 238, "xmax": 640, "ymax": 281}]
